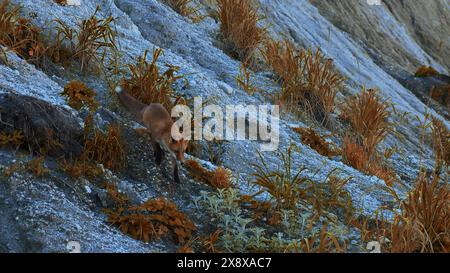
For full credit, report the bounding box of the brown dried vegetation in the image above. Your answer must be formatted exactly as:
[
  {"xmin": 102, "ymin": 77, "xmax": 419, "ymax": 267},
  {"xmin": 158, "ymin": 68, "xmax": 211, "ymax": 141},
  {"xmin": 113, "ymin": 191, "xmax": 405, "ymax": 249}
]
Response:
[
  {"xmin": 104, "ymin": 184, "xmax": 196, "ymax": 244},
  {"xmin": 53, "ymin": 8, "xmax": 116, "ymax": 72},
  {"xmin": 120, "ymin": 49, "xmax": 183, "ymax": 110},
  {"xmin": 262, "ymin": 39, "xmax": 344, "ymax": 123},
  {"xmin": 390, "ymin": 172, "xmax": 450, "ymax": 253},
  {"xmin": 184, "ymin": 159, "xmax": 232, "ymax": 189},
  {"xmin": 430, "ymin": 117, "xmax": 450, "ymax": 172},
  {"xmin": 216, "ymin": 0, "xmax": 266, "ymax": 64},
  {"xmin": 164, "ymin": 0, "xmax": 203, "ymax": 22},
  {"xmin": 0, "ymin": 0, "xmax": 45, "ymax": 62},
  {"xmin": 341, "ymin": 88, "xmax": 391, "ymax": 157},
  {"xmin": 414, "ymin": 66, "xmax": 438, "ymax": 78},
  {"xmin": 293, "ymin": 127, "xmax": 339, "ymax": 158}
]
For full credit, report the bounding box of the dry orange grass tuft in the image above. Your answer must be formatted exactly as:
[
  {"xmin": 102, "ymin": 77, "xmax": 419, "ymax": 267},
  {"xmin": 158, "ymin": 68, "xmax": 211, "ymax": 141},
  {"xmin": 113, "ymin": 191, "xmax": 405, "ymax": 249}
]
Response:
[
  {"xmin": 341, "ymin": 138, "xmax": 369, "ymax": 171},
  {"xmin": 53, "ymin": 8, "xmax": 116, "ymax": 72},
  {"xmin": 300, "ymin": 224, "xmax": 347, "ymax": 253},
  {"xmin": 366, "ymin": 163, "xmax": 398, "ymax": 188},
  {"xmin": 390, "ymin": 172, "xmax": 450, "ymax": 253},
  {"xmin": 61, "ymin": 81, "xmax": 127, "ymax": 173},
  {"xmin": 0, "ymin": 0, "xmax": 45, "ymax": 62},
  {"xmin": 236, "ymin": 63, "xmax": 258, "ymax": 95},
  {"xmin": 53, "ymin": 0, "xmax": 67, "ymax": 5},
  {"xmin": 59, "ymin": 158, "xmax": 103, "ymax": 179},
  {"xmin": 430, "ymin": 84, "xmax": 450, "ymax": 110},
  {"xmin": 83, "ymin": 125, "xmax": 127, "ymax": 171},
  {"xmin": 341, "ymin": 88, "xmax": 391, "ymax": 157},
  {"xmin": 342, "ymin": 137, "xmax": 397, "ymax": 187},
  {"xmin": 217, "ymin": 0, "xmax": 266, "ymax": 64},
  {"xmin": 104, "ymin": 184, "xmax": 196, "ymax": 244},
  {"xmin": 164, "ymin": 0, "xmax": 203, "ymax": 22},
  {"xmin": 26, "ymin": 156, "xmax": 50, "ymax": 177},
  {"xmin": 252, "ymin": 146, "xmax": 310, "ymax": 211},
  {"xmin": 184, "ymin": 159, "xmax": 232, "ymax": 189},
  {"xmin": 120, "ymin": 49, "xmax": 182, "ymax": 110},
  {"xmin": 430, "ymin": 117, "xmax": 450, "ymax": 172},
  {"xmin": 293, "ymin": 127, "xmax": 340, "ymax": 158},
  {"xmin": 414, "ymin": 66, "xmax": 439, "ymax": 78},
  {"xmin": 262, "ymin": 39, "xmax": 344, "ymax": 123}
]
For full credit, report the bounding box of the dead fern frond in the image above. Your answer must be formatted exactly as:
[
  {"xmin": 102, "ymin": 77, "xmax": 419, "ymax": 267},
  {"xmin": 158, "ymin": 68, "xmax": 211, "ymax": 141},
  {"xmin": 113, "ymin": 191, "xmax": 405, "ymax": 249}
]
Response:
[
  {"xmin": 0, "ymin": 129, "xmax": 24, "ymax": 146},
  {"xmin": 414, "ymin": 66, "xmax": 438, "ymax": 78},
  {"xmin": 61, "ymin": 80, "xmax": 99, "ymax": 111},
  {"xmin": 61, "ymin": 80, "xmax": 99, "ymax": 135},
  {"xmin": 293, "ymin": 127, "xmax": 339, "ymax": 158},
  {"xmin": 184, "ymin": 159, "xmax": 232, "ymax": 189},
  {"xmin": 104, "ymin": 185, "xmax": 196, "ymax": 244}
]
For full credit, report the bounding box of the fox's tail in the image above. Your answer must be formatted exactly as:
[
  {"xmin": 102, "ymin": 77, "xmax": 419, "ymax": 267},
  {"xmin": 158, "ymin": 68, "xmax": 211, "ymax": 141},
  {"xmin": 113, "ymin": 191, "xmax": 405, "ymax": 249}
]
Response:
[{"xmin": 115, "ymin": 86, "xmax": 147, "ymax": 124}]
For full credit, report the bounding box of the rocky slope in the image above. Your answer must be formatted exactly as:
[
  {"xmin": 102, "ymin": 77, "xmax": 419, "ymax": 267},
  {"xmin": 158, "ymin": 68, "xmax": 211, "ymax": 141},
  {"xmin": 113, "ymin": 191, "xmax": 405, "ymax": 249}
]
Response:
[{"xmin": 0, "ymin": 0, "xmax": 448, "ymax": 252}]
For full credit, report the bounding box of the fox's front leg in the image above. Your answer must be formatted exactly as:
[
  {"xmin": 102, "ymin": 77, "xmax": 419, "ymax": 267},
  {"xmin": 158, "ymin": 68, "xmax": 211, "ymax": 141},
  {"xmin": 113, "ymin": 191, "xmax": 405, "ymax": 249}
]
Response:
[
  {"xmin": 171, "ymin": 155, "xmax": 181, "ymax": 184},
  {"xmin": 152, "ymin": 141, "xmax": 164, "ymax": 165}
]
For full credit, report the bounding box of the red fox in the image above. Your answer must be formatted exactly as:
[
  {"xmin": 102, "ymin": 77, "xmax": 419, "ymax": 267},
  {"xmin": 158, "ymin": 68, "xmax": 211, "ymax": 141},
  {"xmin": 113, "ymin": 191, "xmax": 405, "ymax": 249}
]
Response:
[{"xmin": 115, "ymin": 87, "xmax": 189, "ymax": 183}]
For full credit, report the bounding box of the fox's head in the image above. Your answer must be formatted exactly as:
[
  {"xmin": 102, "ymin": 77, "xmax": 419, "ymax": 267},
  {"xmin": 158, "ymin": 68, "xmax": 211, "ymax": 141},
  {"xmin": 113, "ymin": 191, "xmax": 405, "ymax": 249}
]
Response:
[
  {"xmin": 163, "ymin": 130, "xmax": 189, "ymax": 161},
  {"xmin": 168, "ymin": 137, "xmax": 189, "ymax": 161}
]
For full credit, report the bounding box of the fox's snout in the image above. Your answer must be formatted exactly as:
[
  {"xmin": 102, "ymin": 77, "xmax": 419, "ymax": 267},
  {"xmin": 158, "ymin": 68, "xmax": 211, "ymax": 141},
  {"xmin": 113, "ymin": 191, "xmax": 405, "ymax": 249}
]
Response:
[{"xmin": 176, "ymin": 152, "xmax": 185, "ymax": 162}]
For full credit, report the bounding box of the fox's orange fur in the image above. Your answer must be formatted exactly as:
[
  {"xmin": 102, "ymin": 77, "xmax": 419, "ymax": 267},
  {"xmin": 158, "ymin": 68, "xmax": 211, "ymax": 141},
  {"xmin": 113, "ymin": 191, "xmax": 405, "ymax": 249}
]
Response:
[{"xmin": 116, "ymin": 87, "xmax": 188, "ymax": 183}]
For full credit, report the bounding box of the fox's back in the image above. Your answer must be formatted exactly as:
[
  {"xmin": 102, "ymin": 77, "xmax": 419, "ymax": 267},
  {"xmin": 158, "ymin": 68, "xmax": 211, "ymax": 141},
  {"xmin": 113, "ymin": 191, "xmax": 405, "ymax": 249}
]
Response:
[{"xmin": 143, "ymin": 103, "xmax": 173, "ymax": 136}]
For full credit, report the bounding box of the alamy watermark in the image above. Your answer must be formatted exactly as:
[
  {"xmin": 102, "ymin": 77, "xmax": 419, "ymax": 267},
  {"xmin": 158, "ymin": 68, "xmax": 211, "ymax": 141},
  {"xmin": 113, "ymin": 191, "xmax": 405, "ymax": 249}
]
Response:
[
  {"xmin": 170, "ymin": 97, "xmax": 280, "ymax": 152},
  {"xmin": 367, "ymin": 0, "xmax": 382, "ymax": 6}
]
